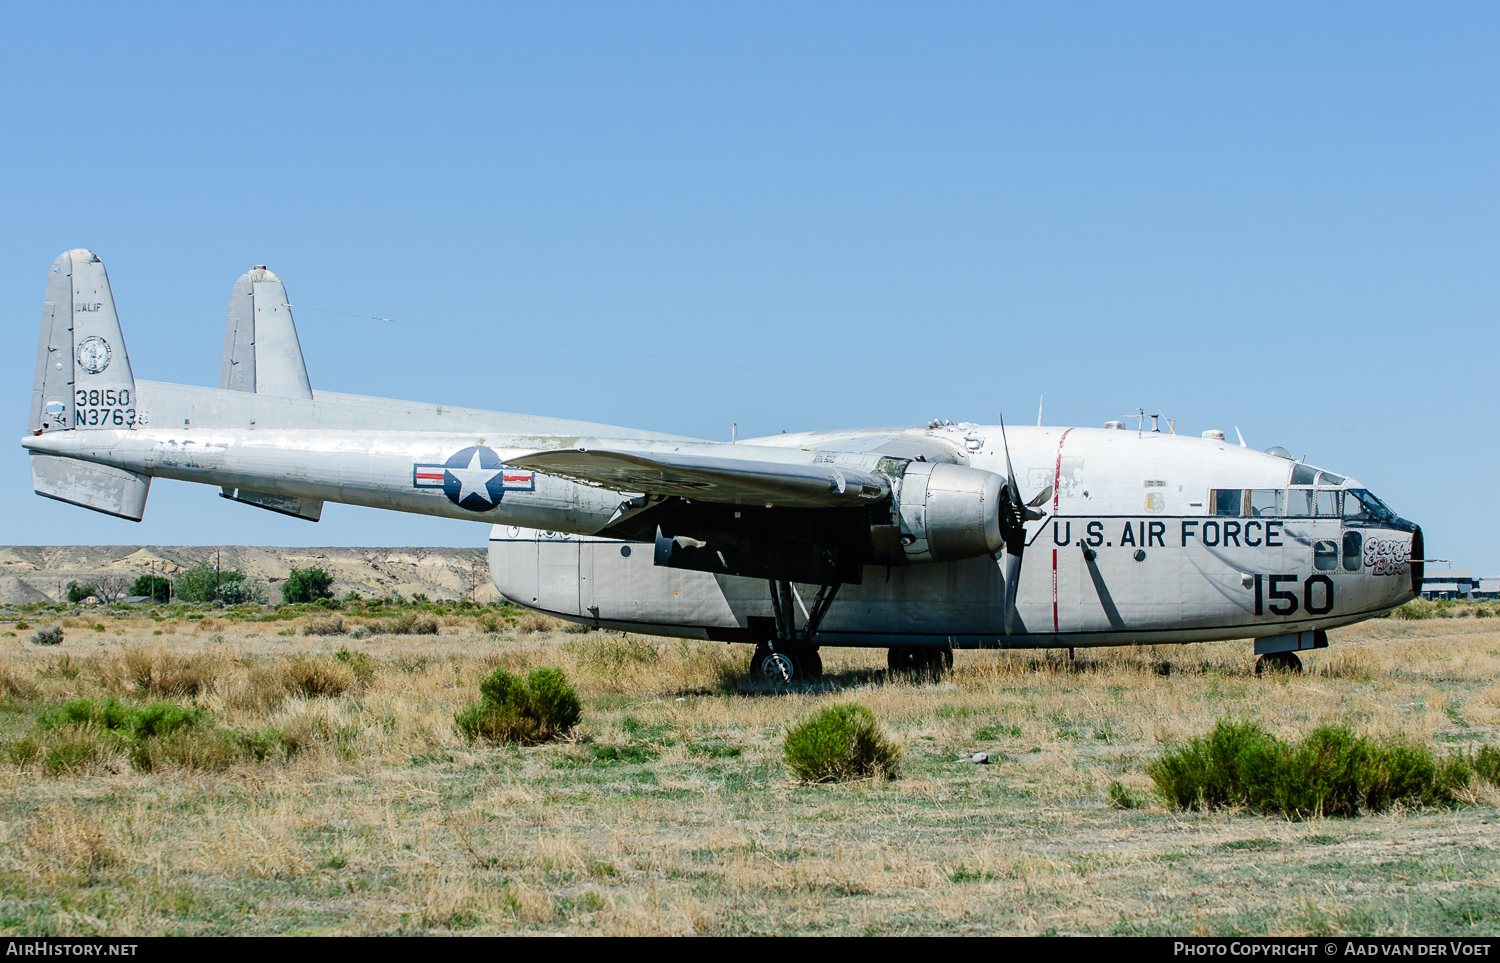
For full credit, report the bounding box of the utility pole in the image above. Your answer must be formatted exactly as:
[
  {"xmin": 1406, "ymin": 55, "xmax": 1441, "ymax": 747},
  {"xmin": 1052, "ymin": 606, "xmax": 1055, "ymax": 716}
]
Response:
[{"xmin": 216, "ymin": 548, "xmax": 221, "ymax": 603}]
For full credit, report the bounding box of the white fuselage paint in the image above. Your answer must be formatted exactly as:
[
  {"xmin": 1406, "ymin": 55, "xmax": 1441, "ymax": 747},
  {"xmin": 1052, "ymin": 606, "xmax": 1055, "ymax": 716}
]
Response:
[
  {"xmin": 23, "ymin": 383, "xmax": 1416, "ymax": 649},
  {"xmin": 489, "ymin": 426, "xmax": 1416, "ymax": 648}
]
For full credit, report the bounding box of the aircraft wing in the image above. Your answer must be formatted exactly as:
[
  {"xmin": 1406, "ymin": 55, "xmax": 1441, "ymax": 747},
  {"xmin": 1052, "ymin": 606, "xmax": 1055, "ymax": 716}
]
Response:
[{"xmin": 507, "ymin": 448, "xmax": 890, "ymax": 509}]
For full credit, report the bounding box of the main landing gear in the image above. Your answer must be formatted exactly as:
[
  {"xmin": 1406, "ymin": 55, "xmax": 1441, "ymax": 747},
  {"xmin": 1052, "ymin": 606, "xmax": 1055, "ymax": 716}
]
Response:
[
  {"xmin": 751, "ymin": 579, "xmax": 839, "ymax": 683},
  {"xmin": 1255, "ymin": 651, "xmax": 1303, "ymax": 675},
  {"xmin": 887, "ymin": 646, "xmax": 953, "ymax": 681}
]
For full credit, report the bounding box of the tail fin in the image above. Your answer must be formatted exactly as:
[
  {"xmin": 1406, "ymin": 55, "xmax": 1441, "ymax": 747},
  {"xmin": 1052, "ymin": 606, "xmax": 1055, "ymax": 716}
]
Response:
[
  {"xmin": 30, "ymin": 249, "xmax": 138, "ymax": 433},
  {"xmin": 27, "ymin": 250, "xmax": 151, "ymax": 520},
  {"xmin": 217, "ymin": 265, "xmax": 322, "ymax": 522},
  {"xmin": 219, "ymin": 266, "xmax": 312, "ymax": 399}
]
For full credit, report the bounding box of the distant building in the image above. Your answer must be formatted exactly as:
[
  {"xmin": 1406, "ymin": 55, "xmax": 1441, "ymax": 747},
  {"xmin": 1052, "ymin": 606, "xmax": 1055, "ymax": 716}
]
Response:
[
  {"xmin": 1474, "ymin": 578, "xmax": 1500, "ymax": 601},
  {"xmin": 1421, "ymin": 568, "xmax": 1478, "ymax": 600}
]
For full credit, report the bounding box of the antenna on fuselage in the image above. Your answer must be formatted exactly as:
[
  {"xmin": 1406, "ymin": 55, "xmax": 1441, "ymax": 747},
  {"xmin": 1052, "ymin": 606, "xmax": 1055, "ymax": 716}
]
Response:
[
  {"xmin": 1235, "ymin": 427, "xmax": 1247, "ymax": 448},
  {"xmin": 1037, "ymin": 395, "xmax": 1043, "ymax": 427}
]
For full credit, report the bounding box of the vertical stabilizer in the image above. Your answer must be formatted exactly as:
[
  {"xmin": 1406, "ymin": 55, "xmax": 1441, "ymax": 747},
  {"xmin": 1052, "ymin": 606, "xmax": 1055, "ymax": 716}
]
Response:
[
  {"xmin": 218, "ymin": 265, "xmax": 322, "ymax": 521},
  {"xmin": 220, "ymin": 266, "xmax": 312, "ymax": 399},
  {"xmin": 30, "ymin": 249, "xmax": 138, "ymax": 433}
]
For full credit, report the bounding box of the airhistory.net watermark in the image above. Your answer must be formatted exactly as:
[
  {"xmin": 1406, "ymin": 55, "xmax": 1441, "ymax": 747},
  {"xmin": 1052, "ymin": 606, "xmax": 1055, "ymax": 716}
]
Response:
[{"xmin": 5, "ymin": 944, "xmax": 138, "ymax": 957}]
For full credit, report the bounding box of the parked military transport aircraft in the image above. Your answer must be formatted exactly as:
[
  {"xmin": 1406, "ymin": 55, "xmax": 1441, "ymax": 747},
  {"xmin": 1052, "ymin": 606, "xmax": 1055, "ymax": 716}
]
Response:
[{"xmin": 24, "ymin": 250, "xmax": 1423, "ymax": 680}]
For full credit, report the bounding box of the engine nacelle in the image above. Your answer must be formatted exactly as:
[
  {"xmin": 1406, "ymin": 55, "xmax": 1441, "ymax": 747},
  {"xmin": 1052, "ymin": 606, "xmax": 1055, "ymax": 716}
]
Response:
[{"xmin": 897, "ymin": 462, "xmax": 1005, "ymax": 563}]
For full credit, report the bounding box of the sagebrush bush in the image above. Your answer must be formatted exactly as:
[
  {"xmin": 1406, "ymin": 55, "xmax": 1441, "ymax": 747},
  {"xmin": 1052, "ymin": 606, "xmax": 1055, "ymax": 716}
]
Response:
[
  {"xmin": 121, "ymin": 647, "xmax": 226, "ymax": 697},
  {"xmin": 783, "ymin": 703, "xmax": 902, "ymax": 783},
  {"xmin": 302, "ymin": 616, "xmax": 347, "ymax": 637},
  {"xmin": 283, "ymin": 656, "xmax": 355, "ymax": 698},
  {"xmin": 0, "ymin": 665, "xmax": 40, "ymax": 702},
  {"xmin": 1148, "ymin": 719, "xmax": 1480, "ymax": 819},
  {"xmin": 456, "ymin": 667, "xmax": 581, "ymax": 744},
  {"xmin": 30, "ymin": 626, "xmax": 63, "ymax": 646}
]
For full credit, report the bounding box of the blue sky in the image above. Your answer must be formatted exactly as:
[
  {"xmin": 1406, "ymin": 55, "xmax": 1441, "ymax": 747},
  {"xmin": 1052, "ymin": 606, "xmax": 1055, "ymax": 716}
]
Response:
[{"xmin": 1, "ymin": 3, "xmax": 1495, "ymax": 568}]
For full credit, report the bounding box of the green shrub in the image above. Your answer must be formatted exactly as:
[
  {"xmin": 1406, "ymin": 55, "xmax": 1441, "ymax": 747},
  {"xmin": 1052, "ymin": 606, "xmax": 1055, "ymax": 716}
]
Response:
[
  {"xmin": 173, "ymin": 565, "xmax": 247, "ymax": 604},
  {"xmin": 1108, "ymin": 780, "xmax": 1144, "ymax": 809},
  {"xmin": 282, "ymin": 567, "xmax": 334, "ymax": 604},
  {"xmin": 1148, "ymin": 719, "xmax": 1478, "ymax": 819},
  {"xmin": 783, "ymin": 703, "xmax": 902, "ymax": 783},
  {"xmin": 129, "ymin": 574, "xmax": 172, "ymax": 603},
  {"xmin": 334, "ymin": 646, "xmax": 377, "ymax": 684},
  {"xmin": 456, "ymin": 667, "xmax": 581, "ymax": 744},
  {"xmin": 39, "ymin": 698, "xmax": 202, "ymax": 739},
  {"xmin": 66, "ymin": 581, "xmax": 98, "ymax": 604},
  {"xmin": 30, "ymin": 625, "xmax": 63, "ymax": 646}
]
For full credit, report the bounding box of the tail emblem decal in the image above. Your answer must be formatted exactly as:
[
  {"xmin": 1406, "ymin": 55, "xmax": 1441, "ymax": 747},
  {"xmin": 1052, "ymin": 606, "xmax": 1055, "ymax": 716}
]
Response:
[
  {"xmin": 76, "ymin": 336, "xmax": 111, "ymax": 374},
  {"xmin": 413, "ymin": 445, "xmax": 535, "ymax": 511}
]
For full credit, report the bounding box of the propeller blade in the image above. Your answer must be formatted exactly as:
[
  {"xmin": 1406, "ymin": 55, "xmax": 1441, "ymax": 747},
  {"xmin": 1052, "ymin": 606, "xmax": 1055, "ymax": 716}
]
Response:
[
  {"xmin": 1027, "ymin": 485, "xmax": 1053, "ymax": 508},
  {"xmin": 998, "ymin": 414, "xmax": 1020, "ymax": 509},
  {"xmin": 1002, "ymin": 547, "xmax": 1022, "ymax": 636}
]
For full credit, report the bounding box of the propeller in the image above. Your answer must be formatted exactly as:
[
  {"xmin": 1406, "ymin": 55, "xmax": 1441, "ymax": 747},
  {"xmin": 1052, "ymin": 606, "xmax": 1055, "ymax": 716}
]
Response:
[{"xmin": 994, "ymin": 415, "xmax": 1047, "ymax": 635}]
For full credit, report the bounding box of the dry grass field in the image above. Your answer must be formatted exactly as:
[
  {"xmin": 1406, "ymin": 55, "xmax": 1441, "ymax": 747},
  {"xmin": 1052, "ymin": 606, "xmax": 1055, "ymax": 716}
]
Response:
[{"xmin": 0, "ymin": 608, "xmax": 1497, "ymax": 936}]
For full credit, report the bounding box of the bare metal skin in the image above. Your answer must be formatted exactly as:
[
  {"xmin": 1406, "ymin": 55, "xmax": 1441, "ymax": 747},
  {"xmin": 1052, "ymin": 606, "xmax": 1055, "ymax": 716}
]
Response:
[{"xmin": 22, "ymin": 250, "xmax": 1420, "ymax": 676}]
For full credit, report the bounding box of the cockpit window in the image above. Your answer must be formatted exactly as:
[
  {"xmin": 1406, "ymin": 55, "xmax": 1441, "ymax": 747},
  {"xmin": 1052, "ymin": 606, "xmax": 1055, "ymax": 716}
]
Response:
[
  {"xmin": 1315, "ymin": 490, "xmax": 1340, "ymax": 516},
  {"xmin": 1343, "ymin": 489, "xmax": 1394, "ymax": 522},
  {"xmin": 1290, "ymin": 464, "xmax": 1318, "ymax": 486},
  {"xmin": 1316, "ymin": 471, "xmax": 1346, "ymax": 487}
]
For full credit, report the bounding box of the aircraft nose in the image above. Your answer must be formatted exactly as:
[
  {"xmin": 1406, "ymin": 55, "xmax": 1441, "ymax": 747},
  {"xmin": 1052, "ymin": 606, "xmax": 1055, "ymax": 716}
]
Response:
[{"xmin": 1409, "ymin": 524, "xmax": 1424, "ymax": 598}]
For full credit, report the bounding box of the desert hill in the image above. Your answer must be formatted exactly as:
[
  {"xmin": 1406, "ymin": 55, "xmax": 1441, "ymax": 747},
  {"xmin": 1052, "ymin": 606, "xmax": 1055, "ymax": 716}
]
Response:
[{"xmin": 0, "ymin": 545, "xmax": 497, "ymax": 604}]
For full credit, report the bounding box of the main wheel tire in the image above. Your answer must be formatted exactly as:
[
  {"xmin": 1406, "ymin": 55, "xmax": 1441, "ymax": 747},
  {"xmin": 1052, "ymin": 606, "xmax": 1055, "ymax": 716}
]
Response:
[
  {"xmin": 752, "ymin": 645, "xmax": 798, "ymax": 683},
  {"xmin": 887, "ymin": 646, "xmax": 951, "ymax": 681},
  {"xmin": 1254, "ymin": 651, "xmax": 1303, "ymax": 675},
  {"xmin": 752, "ymin": 645, "xmax": 823, "ymax": 683}
]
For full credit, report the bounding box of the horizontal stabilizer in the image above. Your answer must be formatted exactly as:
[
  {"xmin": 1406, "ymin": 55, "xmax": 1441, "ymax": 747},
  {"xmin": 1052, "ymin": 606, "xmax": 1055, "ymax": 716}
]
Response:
[
  {"xmin": 508, "ymin": 449, "xmax": 890, "ymax": 508},
  {"xmin": 219, "ymin": 487, "xmax": 323, "ymax": 522},
  {"xmin": 30, "ymin": 453, "xmax": 150, "ymax": 521}
]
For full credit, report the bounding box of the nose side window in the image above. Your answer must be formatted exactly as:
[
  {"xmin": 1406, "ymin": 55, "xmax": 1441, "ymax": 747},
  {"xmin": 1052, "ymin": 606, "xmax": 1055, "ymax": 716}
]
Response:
[
  {"xmin": 1286, "ymin": 489, "xmax": 1314, "ymax": 516},
  {"xmin": 1315, "ymin": 490, "xmax": 1340, "ymax": 516},
  {"xmin": 1212, "ymin": 489, "xmax": 1245, "ymax": 516},
  {"xmin": 1249, "ymin": 490, "xmax": 1283, "ymax": 517},
  {"xmin": 1343, "ymin": 531, "xmax": 1362, "ymax": 571},
  {"xmin": 1314, "ymin": 540, "xmax": 1339, "ymax": 570}
]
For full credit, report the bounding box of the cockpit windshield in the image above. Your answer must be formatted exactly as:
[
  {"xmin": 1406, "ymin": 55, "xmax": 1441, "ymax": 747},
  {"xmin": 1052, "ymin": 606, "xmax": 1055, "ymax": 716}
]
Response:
[{"xmin": 1343, "ymin": 489, "xmax": 1395, "ymax": 522}]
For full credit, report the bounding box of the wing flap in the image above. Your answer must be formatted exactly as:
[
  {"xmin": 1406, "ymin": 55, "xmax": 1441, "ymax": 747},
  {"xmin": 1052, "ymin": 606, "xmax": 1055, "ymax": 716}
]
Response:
[{"xmin": 508, "ymin": 449, "xmax": 890, "ymax": 508}]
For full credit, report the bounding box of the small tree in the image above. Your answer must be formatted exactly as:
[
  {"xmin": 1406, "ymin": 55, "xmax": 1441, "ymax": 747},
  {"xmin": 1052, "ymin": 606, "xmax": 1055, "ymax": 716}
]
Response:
[
  {"xmin": 129, "ymin": 574, "xmax": 171, "ymax": 603},
  {"xmin": 93, "ymin": 575, "xmax": 131, "ymax": 604},
  {"xmin": 174, "ymin": 565, "xmax": 248, "ymax": 604},
  {"xmin": 65, "ymin": 581, "xmax": 99, "ymax": 604},
  {"xmin": 282, "ymin": 567, "xmax": 334, "ymax": 604}
]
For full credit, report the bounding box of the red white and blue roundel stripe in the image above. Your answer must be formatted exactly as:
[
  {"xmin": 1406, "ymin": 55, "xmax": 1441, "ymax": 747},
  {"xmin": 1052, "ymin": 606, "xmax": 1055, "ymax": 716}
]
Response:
[{"xmin": 413, "ymin": 446, "xmax": 534, "ymax": 512}]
